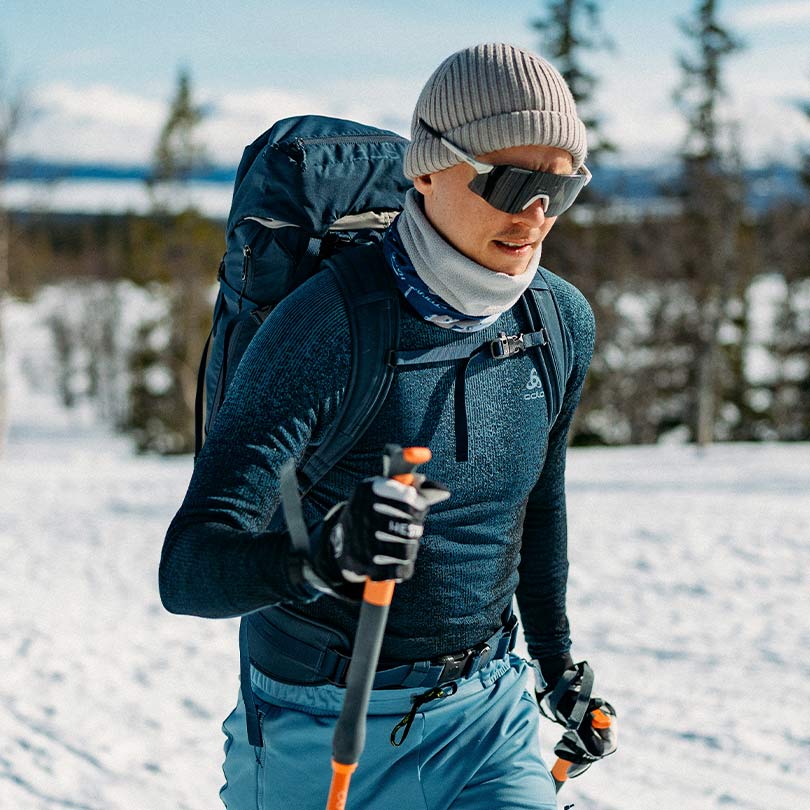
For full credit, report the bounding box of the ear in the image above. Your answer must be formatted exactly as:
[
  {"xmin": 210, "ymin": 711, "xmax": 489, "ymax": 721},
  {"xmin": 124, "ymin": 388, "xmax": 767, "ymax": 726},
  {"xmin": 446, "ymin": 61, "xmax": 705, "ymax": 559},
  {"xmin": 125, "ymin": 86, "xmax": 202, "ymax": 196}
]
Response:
[{"xmin": 413, "ymin": 173, "xmax": 433, "ymax": 196}]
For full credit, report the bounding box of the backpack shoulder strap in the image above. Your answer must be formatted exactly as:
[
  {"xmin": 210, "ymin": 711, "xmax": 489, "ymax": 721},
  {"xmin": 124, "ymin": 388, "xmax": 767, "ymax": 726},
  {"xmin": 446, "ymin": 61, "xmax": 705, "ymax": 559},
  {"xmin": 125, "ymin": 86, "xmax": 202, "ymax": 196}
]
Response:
[
  {"xmin": 241, "ymin": 245, "xmax": 397, "ymax": 748},
  {"xmin": 521, "ymin": 267, "xmax": 571, "ymax": 429},
  {"xmin": 298, "ymin": 244, "xmax": 400, "ymax": 492}
]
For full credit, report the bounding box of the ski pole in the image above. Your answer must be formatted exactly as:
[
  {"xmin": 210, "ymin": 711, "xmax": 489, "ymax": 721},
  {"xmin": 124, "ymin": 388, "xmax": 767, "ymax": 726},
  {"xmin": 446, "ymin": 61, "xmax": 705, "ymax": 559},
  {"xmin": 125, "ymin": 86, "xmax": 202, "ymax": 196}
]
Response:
[
  {"xmin": 326, "ymin": 444, "xmax": 432, "ymax": 810},
  {"xmin": 551, "ymin": 707, "xmax": 613, "ymax": 792}
]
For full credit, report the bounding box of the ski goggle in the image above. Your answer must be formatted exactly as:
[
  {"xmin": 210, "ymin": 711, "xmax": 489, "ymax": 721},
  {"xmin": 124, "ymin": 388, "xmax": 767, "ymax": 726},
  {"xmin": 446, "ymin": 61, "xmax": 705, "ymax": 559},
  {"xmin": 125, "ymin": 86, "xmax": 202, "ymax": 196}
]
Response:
[{"xmin": 421, "ymin": 120, "xmax": 591, "ymax": 216}]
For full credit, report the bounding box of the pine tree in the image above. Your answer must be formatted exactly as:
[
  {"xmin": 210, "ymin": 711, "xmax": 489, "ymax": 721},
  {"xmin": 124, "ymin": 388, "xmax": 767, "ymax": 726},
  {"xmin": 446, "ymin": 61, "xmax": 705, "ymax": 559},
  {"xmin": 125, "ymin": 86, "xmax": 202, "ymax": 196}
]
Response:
[
  {"xmin": 800, "ymin": 69, "xmax": 810, "ymax": 191},
  {"xmin": 673, "ymin": 0, "xmax": 744, "ymax": 446},
  {"xmin": 532, "ymin": 0, "xmax": 615, "ymax": 164},
  {"xmin": 675, "ymin": 0, "xmax": 742, "ymax": 164},
  {"xmin": 124, "ymin": 212, "xmax": 221, "ymax": 454},
  {"xmin": 150, "ymin": 68, "xmax": 208, "ymax": 188},
  {"xmin": 755, "ymin": 70, "xmax": 810, "ymax": 441},
  {"xmin": 126, "ymin": 69, "xmax": 215, "ymax": 453},
  {"xmin": 530, "ymin": 1, "xmax": 615, "ymax": 444}
]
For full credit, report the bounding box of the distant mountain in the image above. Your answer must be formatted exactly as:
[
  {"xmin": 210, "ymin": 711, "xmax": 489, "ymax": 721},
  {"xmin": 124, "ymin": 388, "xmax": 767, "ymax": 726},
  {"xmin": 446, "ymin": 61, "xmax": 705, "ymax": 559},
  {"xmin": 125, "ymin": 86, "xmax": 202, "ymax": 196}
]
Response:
[
  {"xmin": 6, "ymin": 158, "xmax": 807, "ymax": 215},
  {"xmin": 589, "ymin": 163, "xmax": 806, "ymax": 213},
  {"xmin": 7, "ymin": 160, "xmax": 237, "ymax": 185}
]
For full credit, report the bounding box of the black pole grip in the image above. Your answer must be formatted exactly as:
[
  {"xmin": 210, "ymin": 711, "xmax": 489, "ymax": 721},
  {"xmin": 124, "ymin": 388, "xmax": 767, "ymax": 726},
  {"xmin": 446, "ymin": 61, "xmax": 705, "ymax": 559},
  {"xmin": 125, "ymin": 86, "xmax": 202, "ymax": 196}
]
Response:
[{"xmin": 331, "ymin": 600, "xmax": 391, "ymax": 765}]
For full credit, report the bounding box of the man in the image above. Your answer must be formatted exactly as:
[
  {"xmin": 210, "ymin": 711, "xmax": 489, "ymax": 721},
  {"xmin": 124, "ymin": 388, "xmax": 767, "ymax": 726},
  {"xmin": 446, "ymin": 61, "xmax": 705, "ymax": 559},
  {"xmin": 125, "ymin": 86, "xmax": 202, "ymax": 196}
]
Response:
[{"xmin": 160, "ymin": 42, "xmax": 616, "ymax": 809}]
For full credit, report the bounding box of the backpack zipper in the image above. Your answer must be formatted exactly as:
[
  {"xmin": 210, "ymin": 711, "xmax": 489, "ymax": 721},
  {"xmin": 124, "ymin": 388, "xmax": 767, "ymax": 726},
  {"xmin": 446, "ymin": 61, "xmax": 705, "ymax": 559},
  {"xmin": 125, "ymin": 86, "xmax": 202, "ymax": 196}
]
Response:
[
  {"xmin": 286, "ymin": 134, "xmax": 407, "ymax": 147},
  {"xmin": 238, "ymin": 245, "xmax": 252, "ymax": 312}
]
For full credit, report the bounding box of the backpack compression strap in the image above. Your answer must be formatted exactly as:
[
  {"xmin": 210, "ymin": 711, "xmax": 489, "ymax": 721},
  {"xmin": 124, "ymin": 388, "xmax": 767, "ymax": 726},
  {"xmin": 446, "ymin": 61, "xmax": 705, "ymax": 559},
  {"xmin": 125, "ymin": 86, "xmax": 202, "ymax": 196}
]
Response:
[
  {"xmin": 521, "ymin": 269, "xmax": 571, "ymax": 429},
  {"xmin": 298, "ymin": 245, "xmax": 401, "ymax": 493},
  {"xmin": 383, "ymin": 268, "xmax": 568, "ymax": 462}
]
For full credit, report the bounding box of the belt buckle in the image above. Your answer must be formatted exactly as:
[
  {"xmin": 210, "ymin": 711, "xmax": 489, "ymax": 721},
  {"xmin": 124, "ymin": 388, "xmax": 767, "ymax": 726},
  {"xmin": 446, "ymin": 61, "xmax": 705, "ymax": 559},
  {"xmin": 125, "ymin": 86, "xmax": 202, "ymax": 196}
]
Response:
[
  {"xmin": 471, "ymin": 642, "xmax": 493, "ymax": 672},
  {"xmin": 437, "ymin": 649, "xmax": 473, "ymax": 682},
  {"xmin": 437, "ymin": 639, "xmax": 495, "ymax": 683}
]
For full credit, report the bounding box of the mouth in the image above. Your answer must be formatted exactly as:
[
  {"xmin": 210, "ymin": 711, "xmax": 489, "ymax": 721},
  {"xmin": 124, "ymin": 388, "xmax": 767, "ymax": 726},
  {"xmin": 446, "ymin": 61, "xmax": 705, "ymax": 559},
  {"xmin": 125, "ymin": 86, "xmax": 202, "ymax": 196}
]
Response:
[{"xmin": 492, "ymin": 239, "xmax": 535, "ymax": 257}]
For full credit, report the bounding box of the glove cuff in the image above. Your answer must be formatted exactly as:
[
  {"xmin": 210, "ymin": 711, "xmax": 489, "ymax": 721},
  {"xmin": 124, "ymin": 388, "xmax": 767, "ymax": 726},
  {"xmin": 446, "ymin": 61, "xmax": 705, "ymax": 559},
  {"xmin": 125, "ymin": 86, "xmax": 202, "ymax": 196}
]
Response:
[
  {"xmin": 306, "ymin": 516, "xmax": 344, "ymax": 587},
  {"xmin": 534, "ymin": 652, "xmax": 575, "ymax": 693},
  {"xmin": 284, "ymin": 549, "xmax": 326, "ymax": 602},
  {"xmin": 300, "ymin": 516, "xmax": 365, "ymax": 602}
]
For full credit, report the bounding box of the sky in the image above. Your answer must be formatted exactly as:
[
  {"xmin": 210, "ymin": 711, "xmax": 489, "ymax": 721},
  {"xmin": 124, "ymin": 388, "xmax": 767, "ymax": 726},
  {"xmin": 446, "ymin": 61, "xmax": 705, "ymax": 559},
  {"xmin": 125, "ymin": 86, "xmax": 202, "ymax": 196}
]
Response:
[{"xmin": 2, "ymin": 0, "xmax": 810, "ymax": 169}]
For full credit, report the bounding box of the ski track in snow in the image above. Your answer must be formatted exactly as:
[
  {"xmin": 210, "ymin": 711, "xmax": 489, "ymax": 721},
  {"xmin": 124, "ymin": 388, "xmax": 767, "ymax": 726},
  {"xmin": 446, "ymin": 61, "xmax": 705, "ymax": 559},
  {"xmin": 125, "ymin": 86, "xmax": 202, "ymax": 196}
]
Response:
[{"xmin": 2, "ymin": 295, "xmax": 809, "ymax": 809}]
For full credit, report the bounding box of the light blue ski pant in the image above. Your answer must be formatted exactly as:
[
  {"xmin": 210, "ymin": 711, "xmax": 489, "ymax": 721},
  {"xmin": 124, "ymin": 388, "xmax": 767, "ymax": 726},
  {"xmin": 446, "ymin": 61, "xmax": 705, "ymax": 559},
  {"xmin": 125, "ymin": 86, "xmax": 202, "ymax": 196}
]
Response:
[{"xmin": 220, "ymin": 654, "xmax": 558, "ymax": 809}]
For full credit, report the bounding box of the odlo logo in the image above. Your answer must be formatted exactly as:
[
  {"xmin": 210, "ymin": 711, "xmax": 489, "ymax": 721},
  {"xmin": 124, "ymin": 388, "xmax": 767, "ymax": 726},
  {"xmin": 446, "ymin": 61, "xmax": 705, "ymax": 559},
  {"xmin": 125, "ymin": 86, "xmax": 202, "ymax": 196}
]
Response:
[{"xmin": 524, "ymin": 368, "xmax": 545, "ymax": 400}]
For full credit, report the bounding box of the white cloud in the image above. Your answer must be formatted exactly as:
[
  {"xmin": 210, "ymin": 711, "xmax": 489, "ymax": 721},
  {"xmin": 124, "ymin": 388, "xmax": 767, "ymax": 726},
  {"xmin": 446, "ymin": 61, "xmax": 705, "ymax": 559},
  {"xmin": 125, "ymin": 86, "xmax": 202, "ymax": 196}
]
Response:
[
  {"xmin": 13, "ymin": 80, "xmax": 414, "ymax": 167},
  {"xmin": 591, "ymin": 36, "xmax": 810, "ymax": 166},
  {"xmin": 19, "ymin": 82, "xmax": 165, "ymax": 164},
  {"xmin": 9, "ymin": 62, "xmax": 810, "ymax": 171},
  {"xmin": 201, "ymin": 79, "xmax": 416, "ymax": 165},
  {"xmin": 733, "ymin": 1, "xmax": 810, "ymax": 28},
  {"xmin": 317, "ymin": 77, "xmax": 419, "ymax": 136},
  {"xmin": 200, "ymin": 88, "xmax": 330, "ymax": 166}
]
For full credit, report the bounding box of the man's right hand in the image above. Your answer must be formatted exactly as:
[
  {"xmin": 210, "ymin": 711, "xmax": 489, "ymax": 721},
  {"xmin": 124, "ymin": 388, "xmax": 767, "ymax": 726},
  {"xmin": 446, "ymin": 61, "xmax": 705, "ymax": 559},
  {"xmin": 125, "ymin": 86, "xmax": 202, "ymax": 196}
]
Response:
[{"xmin": 306, "ymin": 475, "xmax": 450, "ymax": 598}]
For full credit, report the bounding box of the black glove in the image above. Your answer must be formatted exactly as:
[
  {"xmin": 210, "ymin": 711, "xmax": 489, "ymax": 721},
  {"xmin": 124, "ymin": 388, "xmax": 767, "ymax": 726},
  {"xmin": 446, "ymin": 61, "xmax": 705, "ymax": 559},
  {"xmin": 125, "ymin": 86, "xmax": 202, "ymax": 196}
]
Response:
[
  {"xmin": 535, "ymin": 660, "xmax": 618, "ymax": 778},
  {"xmin": 306, "ymin": 474, "xmax": 450, "ymax": 599}
]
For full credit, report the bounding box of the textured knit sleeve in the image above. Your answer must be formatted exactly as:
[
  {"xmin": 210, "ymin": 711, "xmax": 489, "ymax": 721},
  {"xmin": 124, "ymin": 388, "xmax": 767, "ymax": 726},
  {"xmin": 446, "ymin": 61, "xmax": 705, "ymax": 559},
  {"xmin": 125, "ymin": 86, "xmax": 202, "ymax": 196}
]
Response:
[
  {"xmin": 158, "ymin": 271, "xmax": 351, "ymax": 618},
  {"xmin": 515, "ymin": 275, "xmax": 595, "ymax": 669}
]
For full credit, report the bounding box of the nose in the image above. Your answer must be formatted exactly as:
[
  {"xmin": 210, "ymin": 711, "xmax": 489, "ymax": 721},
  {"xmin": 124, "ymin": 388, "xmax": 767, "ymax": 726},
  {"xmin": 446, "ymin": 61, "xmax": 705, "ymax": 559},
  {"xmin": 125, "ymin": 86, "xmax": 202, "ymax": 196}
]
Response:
[{"xmin": 512, "ymin": 198, "xmax": 548, "ymax": 225}]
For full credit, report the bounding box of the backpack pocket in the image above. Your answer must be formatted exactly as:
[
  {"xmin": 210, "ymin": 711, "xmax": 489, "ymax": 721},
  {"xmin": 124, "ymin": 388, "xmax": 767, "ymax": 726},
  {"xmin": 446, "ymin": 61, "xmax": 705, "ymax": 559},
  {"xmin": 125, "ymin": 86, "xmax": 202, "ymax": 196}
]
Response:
[{"xmin": 208, "ymin": 306, "xmax": 268, "ymax": 430}]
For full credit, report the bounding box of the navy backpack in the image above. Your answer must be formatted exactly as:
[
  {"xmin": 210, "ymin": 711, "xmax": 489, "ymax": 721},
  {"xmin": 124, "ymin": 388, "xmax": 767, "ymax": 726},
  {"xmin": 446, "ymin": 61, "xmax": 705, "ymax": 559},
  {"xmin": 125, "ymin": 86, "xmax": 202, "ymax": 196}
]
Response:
[{"xmin": 194, "ymin": 115, "xmax": 410, "ymax": 488}]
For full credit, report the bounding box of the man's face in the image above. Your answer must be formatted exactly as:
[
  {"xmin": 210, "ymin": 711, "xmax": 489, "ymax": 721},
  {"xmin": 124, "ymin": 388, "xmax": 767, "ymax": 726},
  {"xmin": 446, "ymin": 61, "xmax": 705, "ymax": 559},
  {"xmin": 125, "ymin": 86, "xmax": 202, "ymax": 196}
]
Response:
[{"xmin": 414, "ymin": 144, "xmax": 574, "ymax": 276}]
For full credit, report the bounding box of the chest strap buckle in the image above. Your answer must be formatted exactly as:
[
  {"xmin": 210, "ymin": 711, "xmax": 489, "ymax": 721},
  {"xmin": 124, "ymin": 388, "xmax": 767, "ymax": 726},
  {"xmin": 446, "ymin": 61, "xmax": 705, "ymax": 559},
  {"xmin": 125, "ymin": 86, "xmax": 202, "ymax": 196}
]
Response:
[{"xmin": 491, "ymin": 332, "xmax": 525, "ymax": 359}]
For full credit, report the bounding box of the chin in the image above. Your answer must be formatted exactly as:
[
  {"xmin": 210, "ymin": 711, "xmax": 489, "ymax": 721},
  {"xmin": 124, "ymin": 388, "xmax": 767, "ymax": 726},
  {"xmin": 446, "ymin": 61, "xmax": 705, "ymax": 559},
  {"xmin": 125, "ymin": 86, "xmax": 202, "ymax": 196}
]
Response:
[
  {"xmin": 486, "ymin": 255, "xmax": 534, "ymax": 276},
  {"xmin": 495, "ymin": 263, "xmax": 531, "ymax": 276}
]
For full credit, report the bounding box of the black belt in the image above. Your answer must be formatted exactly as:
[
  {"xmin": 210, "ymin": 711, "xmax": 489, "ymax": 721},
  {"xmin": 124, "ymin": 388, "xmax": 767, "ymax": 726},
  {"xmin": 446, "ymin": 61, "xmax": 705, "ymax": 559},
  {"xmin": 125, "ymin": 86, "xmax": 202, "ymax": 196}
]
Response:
[
  {"xmin": 245, "ymin": 606, "xmax": 519, "ymax": 691},
  {"xmin": 371, "ymin": 613, "xmax": 518, "ymax": 689}
]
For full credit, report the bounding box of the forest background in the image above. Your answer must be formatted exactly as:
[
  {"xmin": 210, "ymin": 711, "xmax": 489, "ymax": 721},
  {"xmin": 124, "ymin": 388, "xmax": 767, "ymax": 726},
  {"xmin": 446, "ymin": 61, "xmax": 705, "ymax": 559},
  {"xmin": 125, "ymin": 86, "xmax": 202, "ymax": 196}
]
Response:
[{"xmin": 1, "ymin": 0, "xmax": 809, "ymax": 456}]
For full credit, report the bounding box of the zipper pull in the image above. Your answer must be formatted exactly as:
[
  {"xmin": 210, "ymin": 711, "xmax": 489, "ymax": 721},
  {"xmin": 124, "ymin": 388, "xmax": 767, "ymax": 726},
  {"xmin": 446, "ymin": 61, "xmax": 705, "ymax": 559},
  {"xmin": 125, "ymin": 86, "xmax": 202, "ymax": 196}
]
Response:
[{"xmin": 238, "ymin": 245, "xmax": 252, "ymax": 312}]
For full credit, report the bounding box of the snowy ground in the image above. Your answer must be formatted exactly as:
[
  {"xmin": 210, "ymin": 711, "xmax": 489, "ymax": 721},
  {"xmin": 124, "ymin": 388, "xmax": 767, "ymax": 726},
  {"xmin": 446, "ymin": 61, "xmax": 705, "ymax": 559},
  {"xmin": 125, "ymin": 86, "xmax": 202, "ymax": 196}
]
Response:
[{"xmin": 2, "ymin": 295, "xmax": 809, "ymax": 810}]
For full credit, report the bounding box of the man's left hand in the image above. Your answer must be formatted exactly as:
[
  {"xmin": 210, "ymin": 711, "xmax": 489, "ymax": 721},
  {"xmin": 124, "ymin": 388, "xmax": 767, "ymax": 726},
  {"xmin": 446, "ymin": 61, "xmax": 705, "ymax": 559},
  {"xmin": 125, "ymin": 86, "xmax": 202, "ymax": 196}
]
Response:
[{"xmin": 534, "ymin": 659, "xmax": 618, "ymax": 777}]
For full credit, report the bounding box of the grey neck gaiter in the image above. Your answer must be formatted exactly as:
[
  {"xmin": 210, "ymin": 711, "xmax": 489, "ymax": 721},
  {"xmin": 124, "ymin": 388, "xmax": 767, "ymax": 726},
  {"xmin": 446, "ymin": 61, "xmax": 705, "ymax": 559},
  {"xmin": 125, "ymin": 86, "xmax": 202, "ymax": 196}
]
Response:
[{"xmin": 396, "ymin": 189, "xmax": 541, "ymax": 319}]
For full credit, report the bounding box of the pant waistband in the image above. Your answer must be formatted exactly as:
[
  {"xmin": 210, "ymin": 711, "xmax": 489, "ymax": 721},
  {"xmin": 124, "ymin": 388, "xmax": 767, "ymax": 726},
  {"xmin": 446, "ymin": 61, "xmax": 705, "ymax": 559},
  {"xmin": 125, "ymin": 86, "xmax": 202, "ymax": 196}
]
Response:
[
  {"xmin": 245, "ymin": 607, "xmax": 519, "ymax": 691},
  {"xmin": 250, "ymin": 654, "xmax": 520, "ymax": 718}
]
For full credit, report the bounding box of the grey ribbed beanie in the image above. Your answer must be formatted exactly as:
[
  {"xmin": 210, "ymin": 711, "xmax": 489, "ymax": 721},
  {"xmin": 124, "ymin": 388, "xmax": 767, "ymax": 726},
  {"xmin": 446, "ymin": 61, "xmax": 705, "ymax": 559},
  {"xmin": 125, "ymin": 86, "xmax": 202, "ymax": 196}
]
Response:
[{"xmin": 404, "ymin": 43, "xmax": 587, "ymax": 178}]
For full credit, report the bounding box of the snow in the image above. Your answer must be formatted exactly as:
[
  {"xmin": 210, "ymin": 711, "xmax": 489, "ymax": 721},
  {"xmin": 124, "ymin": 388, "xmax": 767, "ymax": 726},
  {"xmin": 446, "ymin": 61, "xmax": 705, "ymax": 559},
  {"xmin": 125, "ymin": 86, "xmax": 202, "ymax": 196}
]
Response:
[
  {"xmin": 3, "ymin": 178, "xmax": 232, "ymax": 220},
  {"xmin": 2, "ymin": 294, "xmax": 809, "ymax": 810},
  {"xmin": 554, "ymin": 443, "xmax": 810, "ymax": 809}
]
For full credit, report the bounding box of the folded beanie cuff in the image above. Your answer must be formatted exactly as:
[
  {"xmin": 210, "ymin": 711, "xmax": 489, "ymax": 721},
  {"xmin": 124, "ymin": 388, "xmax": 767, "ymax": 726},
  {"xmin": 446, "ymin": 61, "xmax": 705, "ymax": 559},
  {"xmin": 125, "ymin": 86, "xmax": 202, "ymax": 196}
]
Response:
[{"xmin": 404, "ymin": 110, "xmax": 587, "ymax": 178}]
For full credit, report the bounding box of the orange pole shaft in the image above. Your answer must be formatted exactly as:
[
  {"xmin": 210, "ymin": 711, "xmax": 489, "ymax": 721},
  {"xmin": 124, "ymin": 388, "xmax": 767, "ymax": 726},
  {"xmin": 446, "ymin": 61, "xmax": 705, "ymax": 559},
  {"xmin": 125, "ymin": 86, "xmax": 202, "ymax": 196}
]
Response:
[
  {"xmin": 327, "ymin": 762, "xmax": 358, "ymax": 810},
  {"xmin": 551, "ymin": 756, "xmax": 571, "ymax": 786}
]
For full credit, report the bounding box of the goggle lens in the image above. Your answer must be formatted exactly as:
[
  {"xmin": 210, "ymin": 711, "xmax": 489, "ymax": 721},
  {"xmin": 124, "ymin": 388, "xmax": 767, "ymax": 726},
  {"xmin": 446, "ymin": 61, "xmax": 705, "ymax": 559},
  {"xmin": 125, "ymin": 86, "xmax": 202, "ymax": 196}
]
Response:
[
  {"xmin": 419, "ymin": 119, "xmax": 591, "ymax": 217},
  {"xmin": 468, "ymin": 164, "xmax": 590, "ymax": 216}
]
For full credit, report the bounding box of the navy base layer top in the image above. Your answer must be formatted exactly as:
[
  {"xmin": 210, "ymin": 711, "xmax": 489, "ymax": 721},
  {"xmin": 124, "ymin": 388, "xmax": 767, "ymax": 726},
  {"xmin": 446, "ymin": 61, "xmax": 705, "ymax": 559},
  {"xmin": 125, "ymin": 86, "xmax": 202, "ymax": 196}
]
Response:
[{"xmin": 159, "ymin": 249, "xmax": 595, "ymax": 667}]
